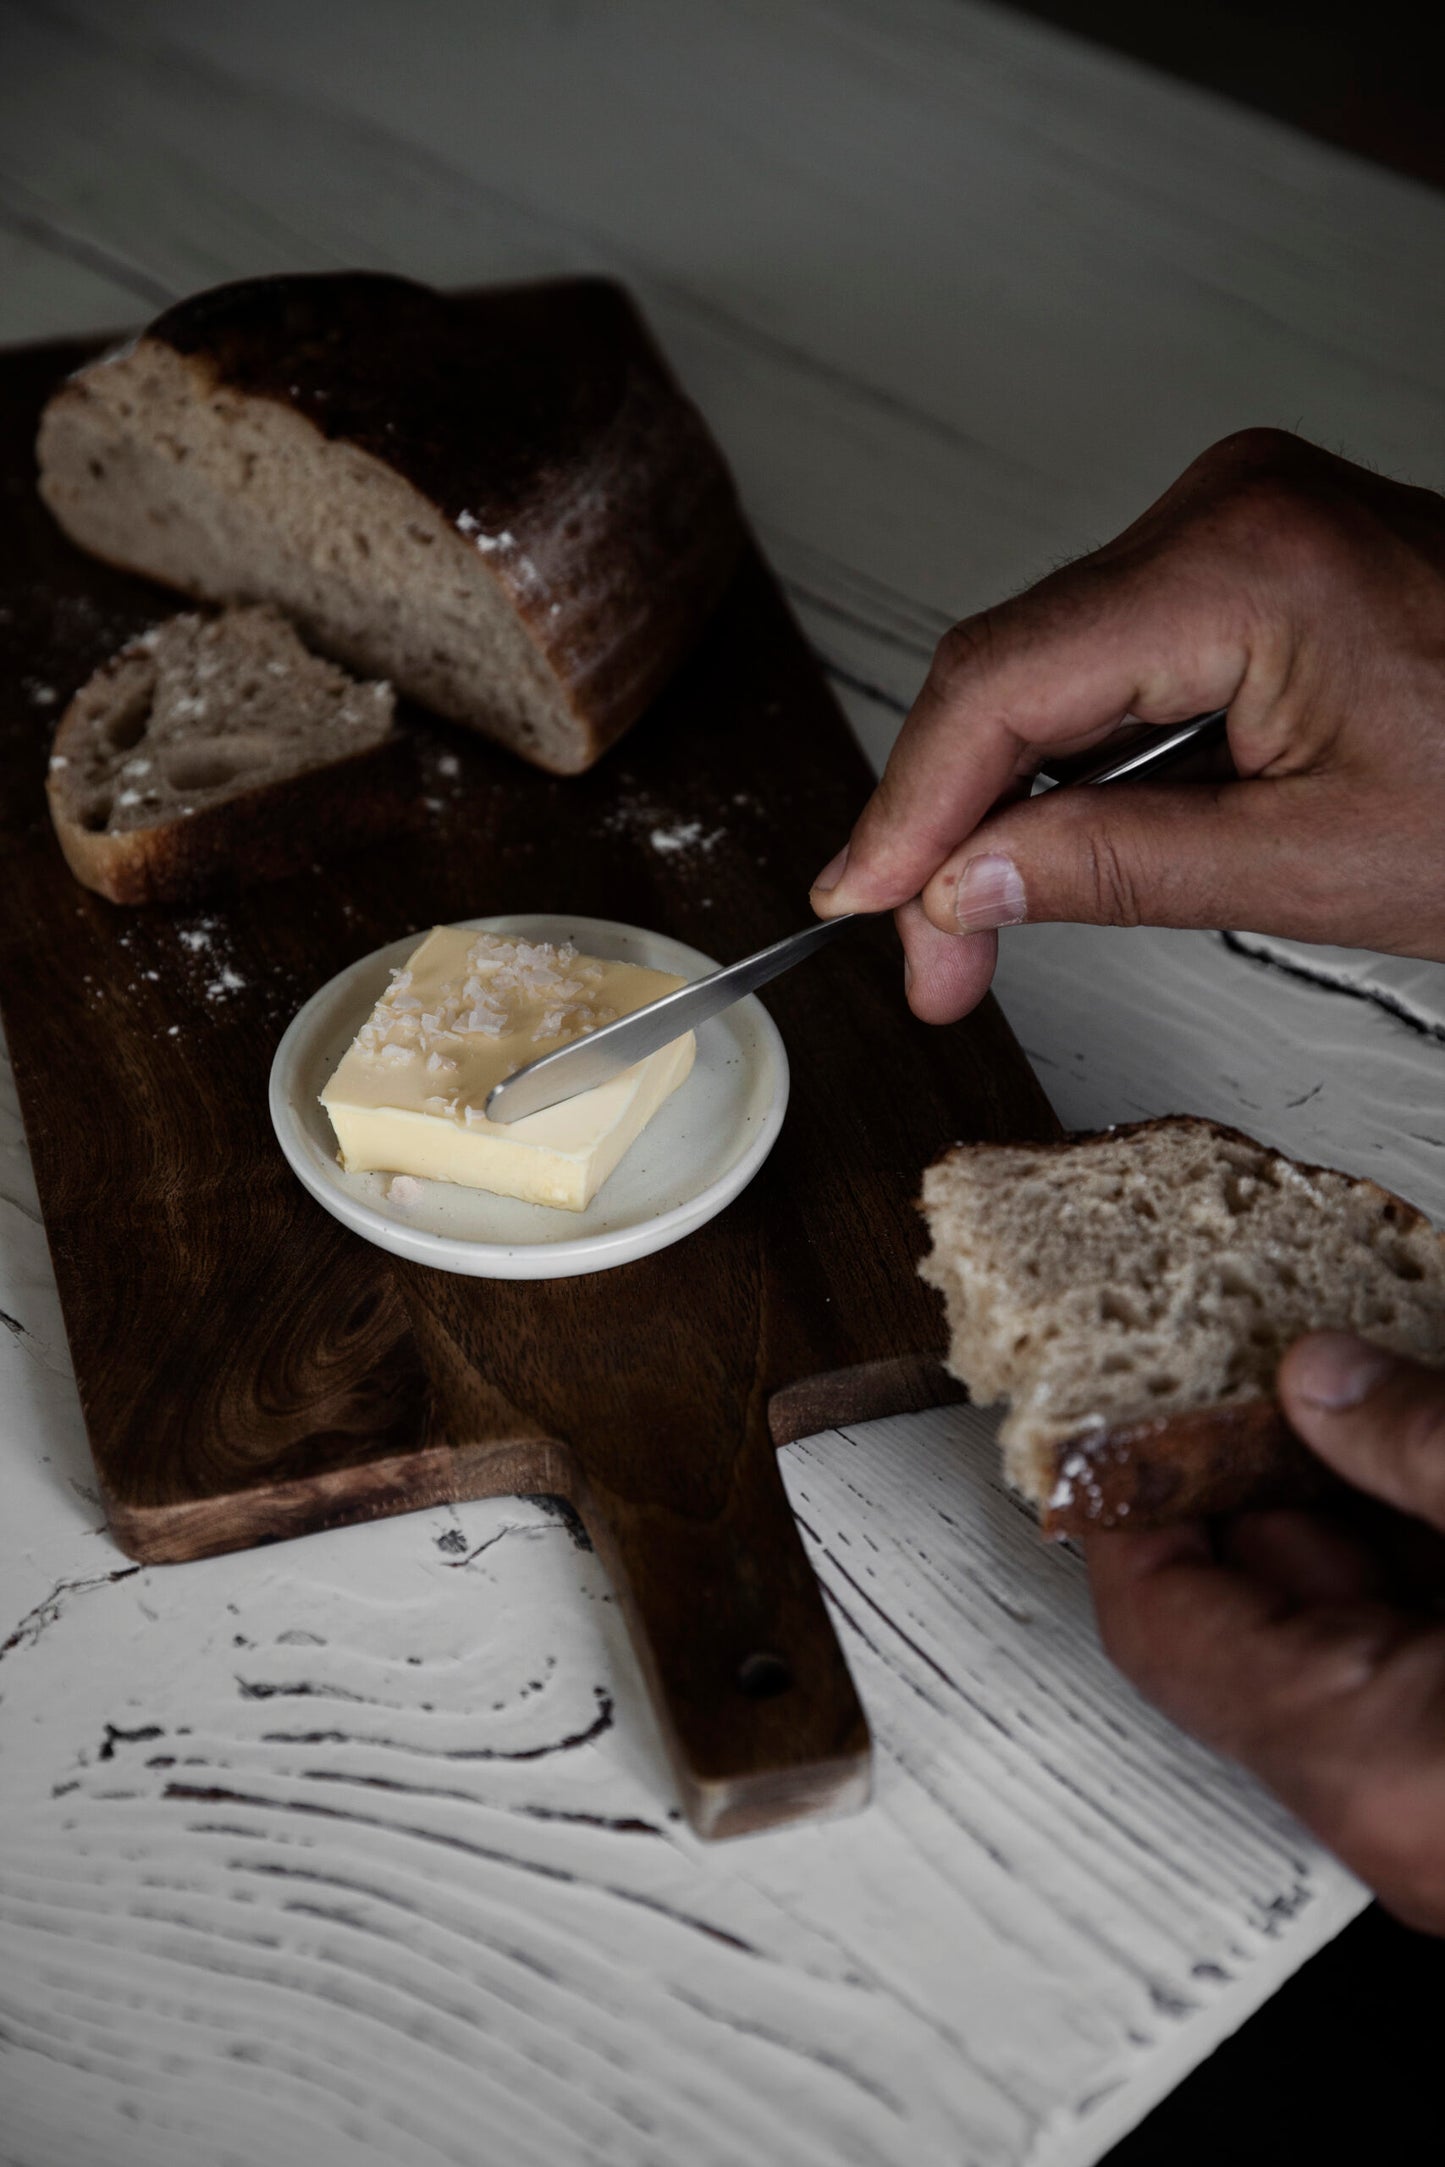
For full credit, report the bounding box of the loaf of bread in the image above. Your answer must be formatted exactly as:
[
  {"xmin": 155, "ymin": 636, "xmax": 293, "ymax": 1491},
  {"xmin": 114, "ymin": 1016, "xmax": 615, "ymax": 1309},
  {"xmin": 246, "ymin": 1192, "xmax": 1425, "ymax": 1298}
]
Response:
[
  {"xmin": 36, "ymin": 272, "xmax": 743, "ymax": 776},
  {"xmin": 46, "ymin": 605, "xmax": 414, "ymax": 905},
  {"xmin": 919, "ymin": 1117, "xmax": 1445, "ymax": 1536}
]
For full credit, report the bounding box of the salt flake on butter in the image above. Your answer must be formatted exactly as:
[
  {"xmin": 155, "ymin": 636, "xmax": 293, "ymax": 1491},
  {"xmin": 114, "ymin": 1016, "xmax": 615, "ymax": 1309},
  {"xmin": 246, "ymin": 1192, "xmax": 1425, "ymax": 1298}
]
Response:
[{"xmin": 320, "ymin": 926, "xmax": 695, "ymax": 1212}]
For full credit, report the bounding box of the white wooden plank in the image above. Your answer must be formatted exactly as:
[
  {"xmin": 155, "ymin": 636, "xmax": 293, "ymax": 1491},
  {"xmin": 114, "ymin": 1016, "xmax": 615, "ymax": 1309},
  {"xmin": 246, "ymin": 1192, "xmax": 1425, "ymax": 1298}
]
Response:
[
  {"xmin": 0, "ymin": 214, "xmax": 161, "ymax": 343},
  {"xmin": 991, "ymin": 925, "xmax": 1445, "ymax": 1216},
  {"xmin": 0, "ymin": 1389, "xmax": 1367, "ymax": 2167},
  {"xmin": 1221, "ymin": 935, "xmax": 1445, "ymax": 1039}
]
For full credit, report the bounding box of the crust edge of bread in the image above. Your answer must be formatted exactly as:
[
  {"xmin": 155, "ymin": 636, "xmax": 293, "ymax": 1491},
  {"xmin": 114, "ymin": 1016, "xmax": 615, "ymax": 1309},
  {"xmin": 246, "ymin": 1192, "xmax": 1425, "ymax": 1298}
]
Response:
[
  {"xmin": 48, "ymin": 730, "xmax": 422, "ymax": 906},
  {"xmin": 1033, "ymin": 1395, "xmax": 1336, "ymax": 1537},
  {"xmin": 922, "ymin": 1113, "xmax": 1438, "ymax": 1236},
  {"xmin": 919, "ymin": 1114, "xmax": 1440, "ymax": 1538}
]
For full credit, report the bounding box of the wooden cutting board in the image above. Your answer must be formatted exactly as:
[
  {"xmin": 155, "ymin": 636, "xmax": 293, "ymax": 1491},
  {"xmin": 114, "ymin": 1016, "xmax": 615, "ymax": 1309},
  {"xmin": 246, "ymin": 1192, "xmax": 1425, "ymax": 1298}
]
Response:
[{"xmin": 0, "ymin": 324, "xmax": 1059, "ymax": 1839}]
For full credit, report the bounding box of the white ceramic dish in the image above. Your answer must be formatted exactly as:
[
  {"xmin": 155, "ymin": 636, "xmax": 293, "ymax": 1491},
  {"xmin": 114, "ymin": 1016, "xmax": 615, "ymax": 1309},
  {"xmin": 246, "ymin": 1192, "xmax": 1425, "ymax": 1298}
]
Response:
[{"xmin": 269, "ymin": 914, "xmax": 789, "ymax": 1279}]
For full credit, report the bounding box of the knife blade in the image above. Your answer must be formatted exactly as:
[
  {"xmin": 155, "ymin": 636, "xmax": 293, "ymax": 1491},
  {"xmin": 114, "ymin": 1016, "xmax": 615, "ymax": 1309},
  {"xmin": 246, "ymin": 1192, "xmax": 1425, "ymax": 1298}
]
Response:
[
  {"xmin": 484, "ymin": 706, "xmax": 1229, "ymax": 1123},
  {"xmin": 483, "ymin": 913, "xmax": 856, "ymax": 1123}
]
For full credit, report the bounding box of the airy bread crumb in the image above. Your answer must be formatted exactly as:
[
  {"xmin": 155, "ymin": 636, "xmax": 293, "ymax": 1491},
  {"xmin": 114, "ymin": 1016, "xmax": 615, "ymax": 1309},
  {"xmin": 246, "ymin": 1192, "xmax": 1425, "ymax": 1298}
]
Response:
[
  {"xmin": 919, "ymin": 1117, "xmax": 1445, "ymax": 1533},
  {"xmin": 46, "ymin": 605, "xmax": 413, "ymax": 904}
]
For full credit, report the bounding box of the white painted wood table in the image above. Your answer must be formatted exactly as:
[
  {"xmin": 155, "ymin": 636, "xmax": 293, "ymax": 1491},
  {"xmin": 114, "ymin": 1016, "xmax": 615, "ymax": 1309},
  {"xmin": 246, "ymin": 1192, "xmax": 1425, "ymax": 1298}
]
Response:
[{"xmin": 2, "ymin": 4, "xmax": 1443, "ymax": 2162}]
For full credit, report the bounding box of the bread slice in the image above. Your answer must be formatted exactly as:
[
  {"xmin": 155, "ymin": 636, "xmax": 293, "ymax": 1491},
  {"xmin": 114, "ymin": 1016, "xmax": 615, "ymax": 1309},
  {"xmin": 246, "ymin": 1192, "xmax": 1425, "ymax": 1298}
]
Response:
[
  {"xmin": 36, "ymin": 272, "xmax": 743, "ymax": 776},
  {"xmin": 918, "ymin": 1117, "xmax": 1445, "ymax": 1536},
  {"xmin": 46, "ymin": 604, "xmax": 414, "ymax": 905}
]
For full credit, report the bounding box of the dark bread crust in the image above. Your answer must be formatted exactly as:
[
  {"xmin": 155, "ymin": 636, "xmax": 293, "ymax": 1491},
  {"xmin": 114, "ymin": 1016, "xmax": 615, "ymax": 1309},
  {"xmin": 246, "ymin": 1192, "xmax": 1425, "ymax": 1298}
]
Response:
[
  {"xmin": 1036, "ymin": 1396, "xmax": 1338, "ymax": 1537},
  {"xmin": 921, "ymin": 1114, "xmax": 1441, "ymax": 1536},
  {"xmin": 50, "ymin": 730, "xmax": 422, "ymax": 906},
  {"xmin": 43, "ymin": 273, "xmax": 743, "ymax": 770}
]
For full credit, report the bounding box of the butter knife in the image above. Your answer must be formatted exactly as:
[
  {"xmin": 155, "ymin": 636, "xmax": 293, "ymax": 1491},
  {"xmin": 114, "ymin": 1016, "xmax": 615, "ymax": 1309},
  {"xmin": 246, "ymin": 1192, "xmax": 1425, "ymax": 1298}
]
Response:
[{"xmin": 484, "ymin": 707, "xmax": 1228, "ymax": 1122}]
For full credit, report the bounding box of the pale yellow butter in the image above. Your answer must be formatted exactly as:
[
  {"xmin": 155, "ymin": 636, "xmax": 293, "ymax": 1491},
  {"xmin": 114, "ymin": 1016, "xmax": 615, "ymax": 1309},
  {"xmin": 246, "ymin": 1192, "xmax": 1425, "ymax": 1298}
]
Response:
[{"xmin": 320, "ymin": 926, "xmax": 695, "ymax": 1211}]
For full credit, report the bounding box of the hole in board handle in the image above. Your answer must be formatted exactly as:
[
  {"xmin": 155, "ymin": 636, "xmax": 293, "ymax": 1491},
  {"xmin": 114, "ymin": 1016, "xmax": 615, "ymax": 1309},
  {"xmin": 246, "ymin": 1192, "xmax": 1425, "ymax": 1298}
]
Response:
[{"xmin": 736, "ymin": 1652, "xmax": 794, "ymax": 1700}]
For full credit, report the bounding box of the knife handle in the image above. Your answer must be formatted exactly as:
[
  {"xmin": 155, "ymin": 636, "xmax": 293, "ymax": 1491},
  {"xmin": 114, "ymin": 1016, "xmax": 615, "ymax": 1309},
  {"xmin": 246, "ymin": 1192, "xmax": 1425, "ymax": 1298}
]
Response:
[{"xmin": 1031, "ymin": 707, "xmax": 1230, "ymax": 793}]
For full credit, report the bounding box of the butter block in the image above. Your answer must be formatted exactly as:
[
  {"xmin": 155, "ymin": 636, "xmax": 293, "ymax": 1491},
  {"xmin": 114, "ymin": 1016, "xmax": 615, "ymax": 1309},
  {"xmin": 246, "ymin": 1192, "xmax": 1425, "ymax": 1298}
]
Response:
[{"xmin": 320, "ymin": 926, "xmax": 696, "ymax": 1211}]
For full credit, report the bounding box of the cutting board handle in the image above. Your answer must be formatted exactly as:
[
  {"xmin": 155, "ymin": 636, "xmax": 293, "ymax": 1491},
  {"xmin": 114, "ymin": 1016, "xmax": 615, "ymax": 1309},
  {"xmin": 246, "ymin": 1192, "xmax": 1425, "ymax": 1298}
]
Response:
[
  {"xmin": 385, "ymin": 1263, "xmax": 872, "ymax": 1841},
  {"xmin": 577, "ymin": 1435, "xmax": 871, "ymax": 1840}
]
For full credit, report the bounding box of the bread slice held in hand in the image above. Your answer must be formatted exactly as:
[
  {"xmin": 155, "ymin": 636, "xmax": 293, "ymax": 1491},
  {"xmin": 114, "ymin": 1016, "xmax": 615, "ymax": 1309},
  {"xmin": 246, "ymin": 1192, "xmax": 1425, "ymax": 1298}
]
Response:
[
  {"xmin": 919, "ymin": 1117, "xmax": 1445, "ymax": 1536},
  {"xmin": 37, "ymin": 271, "xmax": 742, "ymax": 776},
  {"xmin": 46, "ymin": 604, "xmax": 414, "ymax": 905}
]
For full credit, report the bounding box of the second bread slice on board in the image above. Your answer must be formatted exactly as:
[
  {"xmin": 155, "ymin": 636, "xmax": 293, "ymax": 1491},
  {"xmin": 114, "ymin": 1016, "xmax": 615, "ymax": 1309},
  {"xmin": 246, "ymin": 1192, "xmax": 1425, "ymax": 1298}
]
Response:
[{"xmin": 46, "ymin": 605, "xmax": 414, "ymax": 905}]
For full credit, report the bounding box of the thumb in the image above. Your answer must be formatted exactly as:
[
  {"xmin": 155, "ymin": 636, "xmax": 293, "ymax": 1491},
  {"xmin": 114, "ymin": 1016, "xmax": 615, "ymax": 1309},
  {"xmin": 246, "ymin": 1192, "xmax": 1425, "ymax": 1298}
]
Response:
[
  {"xmin": 1279, "ymin": 1332, "xmax": 1445, "ymax": 1532},
  {"xmin": 920, "ymin": 771, "xmax": 1346, "ymax": 945}
]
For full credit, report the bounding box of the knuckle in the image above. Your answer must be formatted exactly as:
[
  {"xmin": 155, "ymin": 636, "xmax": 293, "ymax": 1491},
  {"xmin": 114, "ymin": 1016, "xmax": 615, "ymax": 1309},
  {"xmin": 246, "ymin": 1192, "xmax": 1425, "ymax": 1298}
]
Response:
[
  {"xmin": 1219, "ymin": 471, "xmax": 1328, "ymax": 562},
  {"xmin": 1164, "ymin": 428, "xmax": 1301, "ymax": 518},
  {"xmin": 1176, "ymin": 429, "xmax": 1346, "ymax": 570},
  {"xmin": 854, "ymin": 785, "xmax": 917, "ymax": 891},
  {"xmin": 1081, "ymin": 826, "xmax": 1144, "ymax": 927},
  {"xmin": 929, "ymin": 611, "xmax": 999, "ymax": 701},
  {"xmin": 865, "ymin": 761, "xmax": 903, "ymax": 825},
  {"xmin": 1199, "ymin": 425, "xmax": 1310, "ymax": 477},
  {"xmin": 1187, "ymin": 435, "xmax": 1370, "ymax": 593}
]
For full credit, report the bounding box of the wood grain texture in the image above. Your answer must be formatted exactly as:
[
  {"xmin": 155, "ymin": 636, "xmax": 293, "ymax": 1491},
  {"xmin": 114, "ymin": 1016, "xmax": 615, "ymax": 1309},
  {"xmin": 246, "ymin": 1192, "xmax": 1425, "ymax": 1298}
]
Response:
[
  {"xmin": 993, "ymin": 922, "xmax": 1445, "ymax": 1216},
  {"xmin": 0, "ymin": 326, "xmax": 1056, "ymax": 1836},
  {"xmin": 0, "ymin": 1401, "xmax": 1369, "ymax": 2167}
]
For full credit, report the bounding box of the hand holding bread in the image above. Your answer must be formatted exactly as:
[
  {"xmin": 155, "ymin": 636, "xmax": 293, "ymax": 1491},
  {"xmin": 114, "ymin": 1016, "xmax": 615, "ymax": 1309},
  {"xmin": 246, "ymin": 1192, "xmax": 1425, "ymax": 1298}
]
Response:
[
  {"xmin": 811, "ymin": 426, "xmax": 1445, "ymax": 1021},
  {"xmin": 1089, "ymin": 1336, "xmax": 1445, "ymax": 1932}
]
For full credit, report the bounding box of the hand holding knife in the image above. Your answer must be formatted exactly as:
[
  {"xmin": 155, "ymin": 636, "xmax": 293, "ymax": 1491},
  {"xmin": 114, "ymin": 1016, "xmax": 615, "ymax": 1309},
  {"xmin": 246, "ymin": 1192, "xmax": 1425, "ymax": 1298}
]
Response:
[{"xmin": 484, "ymin": 710, "xmax": 1228, "ymax": 1124}]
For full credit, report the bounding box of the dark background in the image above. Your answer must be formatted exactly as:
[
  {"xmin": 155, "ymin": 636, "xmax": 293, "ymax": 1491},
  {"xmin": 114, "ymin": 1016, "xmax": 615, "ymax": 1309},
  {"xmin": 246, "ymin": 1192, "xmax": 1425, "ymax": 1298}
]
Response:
[
  {"xmin": 1041, "ymin": 10, "xmax": 1444, "ymax": 2154},
  {"xmin": 1008, "ymin": 0, "xmax": 1444, "ymax": 192}
]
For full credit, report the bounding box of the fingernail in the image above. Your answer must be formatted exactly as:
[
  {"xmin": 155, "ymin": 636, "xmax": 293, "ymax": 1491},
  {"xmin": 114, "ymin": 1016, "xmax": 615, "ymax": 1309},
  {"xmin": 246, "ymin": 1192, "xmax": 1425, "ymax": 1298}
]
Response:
[
  {"xmin": 811, "ymin": 844, "xmax": 850, "ymax": 895},
  {"xmin": 1290, "ymin": 1331, "xmax": 1396, "ymax": 1411},
  {"xmin": 955, "ymin": 852, "xmax": 1027, "ymax": 934},
  {"xmin": 902, "ymin": 955, "xmax": 914, "ymax": 995}
]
